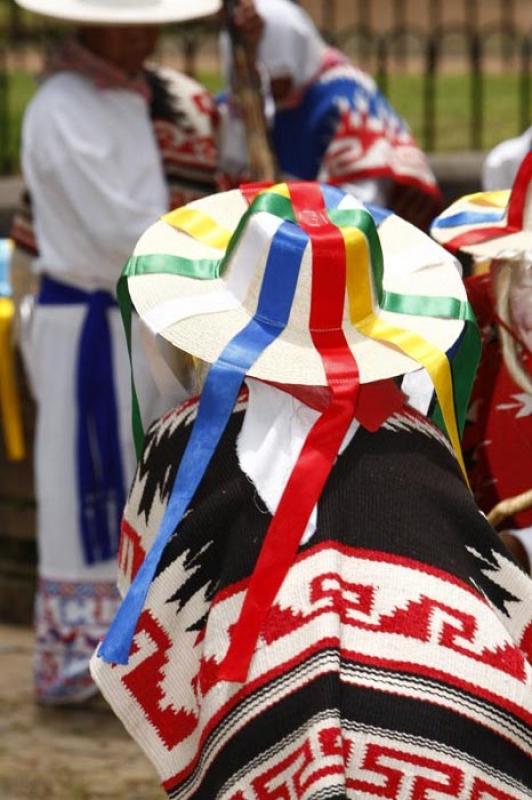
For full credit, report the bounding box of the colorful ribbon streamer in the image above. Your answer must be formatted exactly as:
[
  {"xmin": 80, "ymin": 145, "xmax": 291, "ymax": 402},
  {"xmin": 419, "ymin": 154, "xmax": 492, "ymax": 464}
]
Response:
[
  {"xmin": 100, "ymin": 218, "xmax": 309, "ymax": 664},
  {"xmin": 102, "ymin": 181, "xmax": 479, "ymax": 674},
  {"xmin": 218, "ymin": 181, "xmax": 362, "ymax": 680}
]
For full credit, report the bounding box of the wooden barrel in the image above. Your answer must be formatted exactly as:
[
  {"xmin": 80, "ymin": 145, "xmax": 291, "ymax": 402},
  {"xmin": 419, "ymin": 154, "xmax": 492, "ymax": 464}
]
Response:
[{"xmin": 0, "ymin": 351, "xmax": 36, "ymax": 625}]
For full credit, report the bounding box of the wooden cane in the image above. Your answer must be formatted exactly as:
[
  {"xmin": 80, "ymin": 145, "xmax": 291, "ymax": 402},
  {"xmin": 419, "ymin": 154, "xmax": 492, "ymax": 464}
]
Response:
[
  {"xmin": 487, "ymin": 488, "xmax": 532, "ymax": 528},
  {"xmin": 224, "ymin": 0, "xmax": 280, "ymax": 182}
]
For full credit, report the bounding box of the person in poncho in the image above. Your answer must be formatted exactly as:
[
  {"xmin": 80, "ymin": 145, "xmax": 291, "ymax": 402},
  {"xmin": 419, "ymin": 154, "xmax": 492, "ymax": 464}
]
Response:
[
  {"xmin": 91, "ymin": 182, "xmax": 531, "ymax": 797},
  {"xmin": 218, "ymin": 0, "xmax": 442, "ymax": 230},
  {"xmin": 431, "ymin": 152, "xmax": 532, "ymax": 575},
  {"xmin": 11, "ymin": 0, "xmax": 226, "ymax": 705}
]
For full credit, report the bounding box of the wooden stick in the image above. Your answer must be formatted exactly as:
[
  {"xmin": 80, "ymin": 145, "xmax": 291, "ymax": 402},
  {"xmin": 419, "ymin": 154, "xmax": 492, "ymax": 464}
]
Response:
[
  {"xmin": 224, "ymin": 0, "xmax": 280, "ymax": 182},
  {"xmin": 487, "ymin": 488, "xmax": 532, "ymax": 527}
]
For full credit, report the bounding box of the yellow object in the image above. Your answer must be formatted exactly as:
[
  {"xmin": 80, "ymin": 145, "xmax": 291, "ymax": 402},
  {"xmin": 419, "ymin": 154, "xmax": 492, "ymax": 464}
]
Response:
[
  {"xmin": 460, "ymin": 190, "xmax": 510, "ymax": 208},
  {"xmin": 163, "ymin": 207, "xmax": 232, "ymax": 250},
  {"xmin": 341, "ymin": 225, "xmax": 468, "ymax": 486},
  {"xmin": 0, "ymin": 297, "xmax": 25, "ymax": 461}
]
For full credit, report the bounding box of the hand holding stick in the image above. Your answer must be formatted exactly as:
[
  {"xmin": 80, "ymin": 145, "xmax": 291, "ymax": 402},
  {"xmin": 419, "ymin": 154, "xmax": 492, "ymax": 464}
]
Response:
[{"xmin": 224, "ymin": 0, "xmax": 279, "ymax": 182}]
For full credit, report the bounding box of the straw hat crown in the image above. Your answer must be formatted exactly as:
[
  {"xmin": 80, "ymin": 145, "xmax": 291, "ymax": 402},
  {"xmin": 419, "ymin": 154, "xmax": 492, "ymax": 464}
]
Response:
[{"xmin": 128, "ymin": 182, "xmax": 467, "ymax": 386}]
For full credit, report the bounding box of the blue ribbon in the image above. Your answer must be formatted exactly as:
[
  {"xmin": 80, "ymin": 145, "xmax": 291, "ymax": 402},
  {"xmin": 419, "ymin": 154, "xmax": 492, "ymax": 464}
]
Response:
[
  {"xmin": 320, "ymin": 184, "xmax": 347, "ymax": 209},
  {"xmin": 99, "ymin": 219, "xmax": 309, "ymax": 664},
  {"xmin": 365, "ymin": 203, "xmax": 393, "ymax": 226},
  {"xmin": 0, "ymin": 239, "xmax": 11, "ymax": 297},
  {"xmin": 432, "ymin": 209, "xmax": 505, "ymax": 229},
  {"xmin": 38, "ymin": 276, "xmax": 125, "ymax": 565},
  {"xmin": 318, "ymin": 185, "xmax": 392, "ymax": 228}
]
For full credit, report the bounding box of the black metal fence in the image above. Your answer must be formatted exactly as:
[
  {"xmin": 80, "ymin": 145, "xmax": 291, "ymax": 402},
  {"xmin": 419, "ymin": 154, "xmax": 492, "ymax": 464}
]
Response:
[{"xmin": 0, "ymin": 0, "xmax": 531, "ymax": 173}]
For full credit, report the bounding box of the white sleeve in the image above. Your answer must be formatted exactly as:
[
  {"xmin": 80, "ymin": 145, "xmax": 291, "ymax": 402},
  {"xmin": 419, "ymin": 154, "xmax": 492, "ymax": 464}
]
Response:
[
  {"xmin": 482, "ymin": 128, "xmax": 532, "ymax": 191},
  {"xmin": 22, "ymin": 81, "xmax": 168, "ymax": 270}
]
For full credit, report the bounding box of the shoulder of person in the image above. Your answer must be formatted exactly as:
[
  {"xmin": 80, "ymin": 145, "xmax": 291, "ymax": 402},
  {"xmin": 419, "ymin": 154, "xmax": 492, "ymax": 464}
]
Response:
[
  {"xmin": 23, "ymin": 72, "xmax": 103, "ymax": 140},
  {"xmin": 27, "ymin": 71, "xmax": 96, "ymax": 114},
  {"xmin": 147, "ymin": 64, "xmax": 214, "ymax": 106}
]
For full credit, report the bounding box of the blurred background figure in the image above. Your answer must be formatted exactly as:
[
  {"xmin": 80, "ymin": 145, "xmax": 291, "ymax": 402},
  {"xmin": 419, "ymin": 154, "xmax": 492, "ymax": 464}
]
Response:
[
  {"xmin": 482, "ymin": 126, "xmax": 532, "ymax": 191},
  {"xmin": 10, "ymin": 0, "xmax": 221, "ymax": 706},
  {"xmin": 219, "ymin": 0, "xmax": 443, "ymax": 229},
  {"xmin": 431, "ymin": 152, "xmax": 532, "ymax": 575}
]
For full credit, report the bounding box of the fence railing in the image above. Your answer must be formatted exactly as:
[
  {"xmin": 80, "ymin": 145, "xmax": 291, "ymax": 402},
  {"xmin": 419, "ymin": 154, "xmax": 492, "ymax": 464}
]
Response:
[{"xmin": 0, "ymin": 0, "xmax": 530, "ymax": 174}]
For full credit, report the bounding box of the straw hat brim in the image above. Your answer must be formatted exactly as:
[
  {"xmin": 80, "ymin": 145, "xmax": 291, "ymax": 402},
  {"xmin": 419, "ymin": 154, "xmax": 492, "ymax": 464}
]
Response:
[
  {"xmin": 14, "ymin": 0, "xmax": 221, "ymax": 25},
  {"xmin": 431, "ymin": 190, "xmax": 532, "ymax": 259},
  {"xmin": 129, "ymin": 190, "xmax": 466, "ymax": 387}
]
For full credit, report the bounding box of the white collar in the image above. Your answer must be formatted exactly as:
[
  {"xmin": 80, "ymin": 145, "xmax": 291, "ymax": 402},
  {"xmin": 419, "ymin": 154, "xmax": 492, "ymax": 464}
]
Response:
[{"xmin": 236, "ymin": 371, "xmax": 434, "ymax": 545}]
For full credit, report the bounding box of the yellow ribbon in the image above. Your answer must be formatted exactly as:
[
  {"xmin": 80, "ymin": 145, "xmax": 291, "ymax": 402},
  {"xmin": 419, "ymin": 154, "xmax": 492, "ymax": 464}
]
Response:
[
  {"xmin": 0, "ymin": 298, "xmax": 25, "ymax": 461},
  {"xmin": 341, "ymin": 226, "xmax": 468, "ymax": 485},
  {"xmin": 162, "ymin": 207, "xmax": 233, "ymax": 250},
  {"xmin": 163, "ymin": 184, "xmax": 292, "ymax": 249},
  {"xmin": 461, "ymin": 190, "xmax": 510, "ymax": 209}
]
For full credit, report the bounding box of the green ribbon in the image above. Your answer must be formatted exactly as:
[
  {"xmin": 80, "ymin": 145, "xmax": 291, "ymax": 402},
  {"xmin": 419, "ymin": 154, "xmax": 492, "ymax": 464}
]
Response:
[
  {"xmin": 118, "ymin": 190, "xmax": 296, "ymax": 458},
  {"xmin": 328, "ymin": 208, "xmax": 385, "ymax": 305},
  {"xmin": 118, "ymin": 253, "xmax": 221, "ymax": 458},
  {"xmin": 382, "ymin": 290, "xmax": 480, "ymax": 436}
]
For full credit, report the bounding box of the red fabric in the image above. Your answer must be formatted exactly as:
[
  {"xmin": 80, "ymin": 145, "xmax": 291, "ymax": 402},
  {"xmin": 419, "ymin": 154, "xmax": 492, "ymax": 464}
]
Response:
[
  {"xmin": 265, "ymin": 378, "xmax": 405, "ymax": 427},
  {"xmin": 463, "ymin": 272, "xmax": 532, "ymax": 528},
  {"xmin": 218, "ymin": 183, "xmax": 406, "ymax": 681},
  {"xmin": 218, "ymin": 182, "xmax": 361, "ymax": 681}
]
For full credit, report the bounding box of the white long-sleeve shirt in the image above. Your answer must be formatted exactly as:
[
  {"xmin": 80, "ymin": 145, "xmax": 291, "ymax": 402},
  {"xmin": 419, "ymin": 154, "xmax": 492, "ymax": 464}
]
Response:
[{"xmin": 22, "ymin": 71, "xmax": 169, "ymax": 292}]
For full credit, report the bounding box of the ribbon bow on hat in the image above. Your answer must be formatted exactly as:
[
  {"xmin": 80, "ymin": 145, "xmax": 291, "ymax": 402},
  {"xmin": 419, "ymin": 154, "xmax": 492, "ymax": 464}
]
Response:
[{"xmin": 99, "ymin": 182, "xmax": 479, "ymax": 682}]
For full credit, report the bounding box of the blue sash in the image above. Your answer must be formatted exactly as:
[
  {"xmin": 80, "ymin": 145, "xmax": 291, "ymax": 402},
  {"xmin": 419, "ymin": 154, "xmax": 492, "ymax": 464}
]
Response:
[{"xmin": 39, "ymin": 275, "xmax": 125, "ymax": 564}]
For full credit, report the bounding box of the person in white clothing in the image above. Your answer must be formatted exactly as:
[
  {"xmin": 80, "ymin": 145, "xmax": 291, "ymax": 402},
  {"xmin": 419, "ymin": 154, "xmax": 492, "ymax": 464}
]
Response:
[
  {"xmin": 482, "ymin": 127, "xmax": 532, "ymax": 191},
  {"xmin": 13, "ymin": 0, "xmax": 222, "ymax": 705},
  {"xmin": 218, "ymin": 0, "xmax": 442, "ymax": 230}
]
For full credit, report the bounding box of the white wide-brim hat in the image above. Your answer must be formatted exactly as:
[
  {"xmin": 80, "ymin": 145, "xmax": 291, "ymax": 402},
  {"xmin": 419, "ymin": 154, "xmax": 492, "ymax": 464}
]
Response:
[
  {"xmin": 14, "ymin": 0, "xmax": 221, "ymax": 25},
  {"xmin": 431, "ymin": 151, "xmax": 532, "ymax": 260},
  {"xmin": 100, "ymin": 181, "xmax": 477, "ymax": 675},
  {"xmin": 127, "ymin": 184, "xmax": 467, "ymax": 387}
]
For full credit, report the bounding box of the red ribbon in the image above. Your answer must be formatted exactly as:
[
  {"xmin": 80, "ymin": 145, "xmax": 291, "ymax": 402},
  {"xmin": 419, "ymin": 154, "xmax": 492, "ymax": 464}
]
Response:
[
  {"xmin": 239, "ymin": 181, "xmax": 275, "ymax": 205},
  {"xmin": 218, "ymin": 183, "xmax": 361, "ymax": 682}
]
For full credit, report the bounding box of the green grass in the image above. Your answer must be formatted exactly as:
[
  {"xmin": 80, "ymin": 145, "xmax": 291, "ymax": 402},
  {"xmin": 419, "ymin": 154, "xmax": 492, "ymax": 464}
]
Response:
[
  {"xmin": 2, "ymin": 69, "xmax": 530, "ymax": 172},
  {"xmin": 385, "ymin": 72, "xmax": 530, "ymax": 152}
]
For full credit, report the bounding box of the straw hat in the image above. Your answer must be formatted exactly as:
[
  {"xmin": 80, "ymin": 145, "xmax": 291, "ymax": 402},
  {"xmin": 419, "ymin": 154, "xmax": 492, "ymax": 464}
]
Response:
[
  {"xmin": 431, "ymin": 151, "xmax": 532, "ymax": 259},
  {"xmin": 127, "ymin": 185, "xmax": 467, "ymax": 387},
  {"xmin": 14, "ymin": 0, "xmax": 221, "ymax": 25}
]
